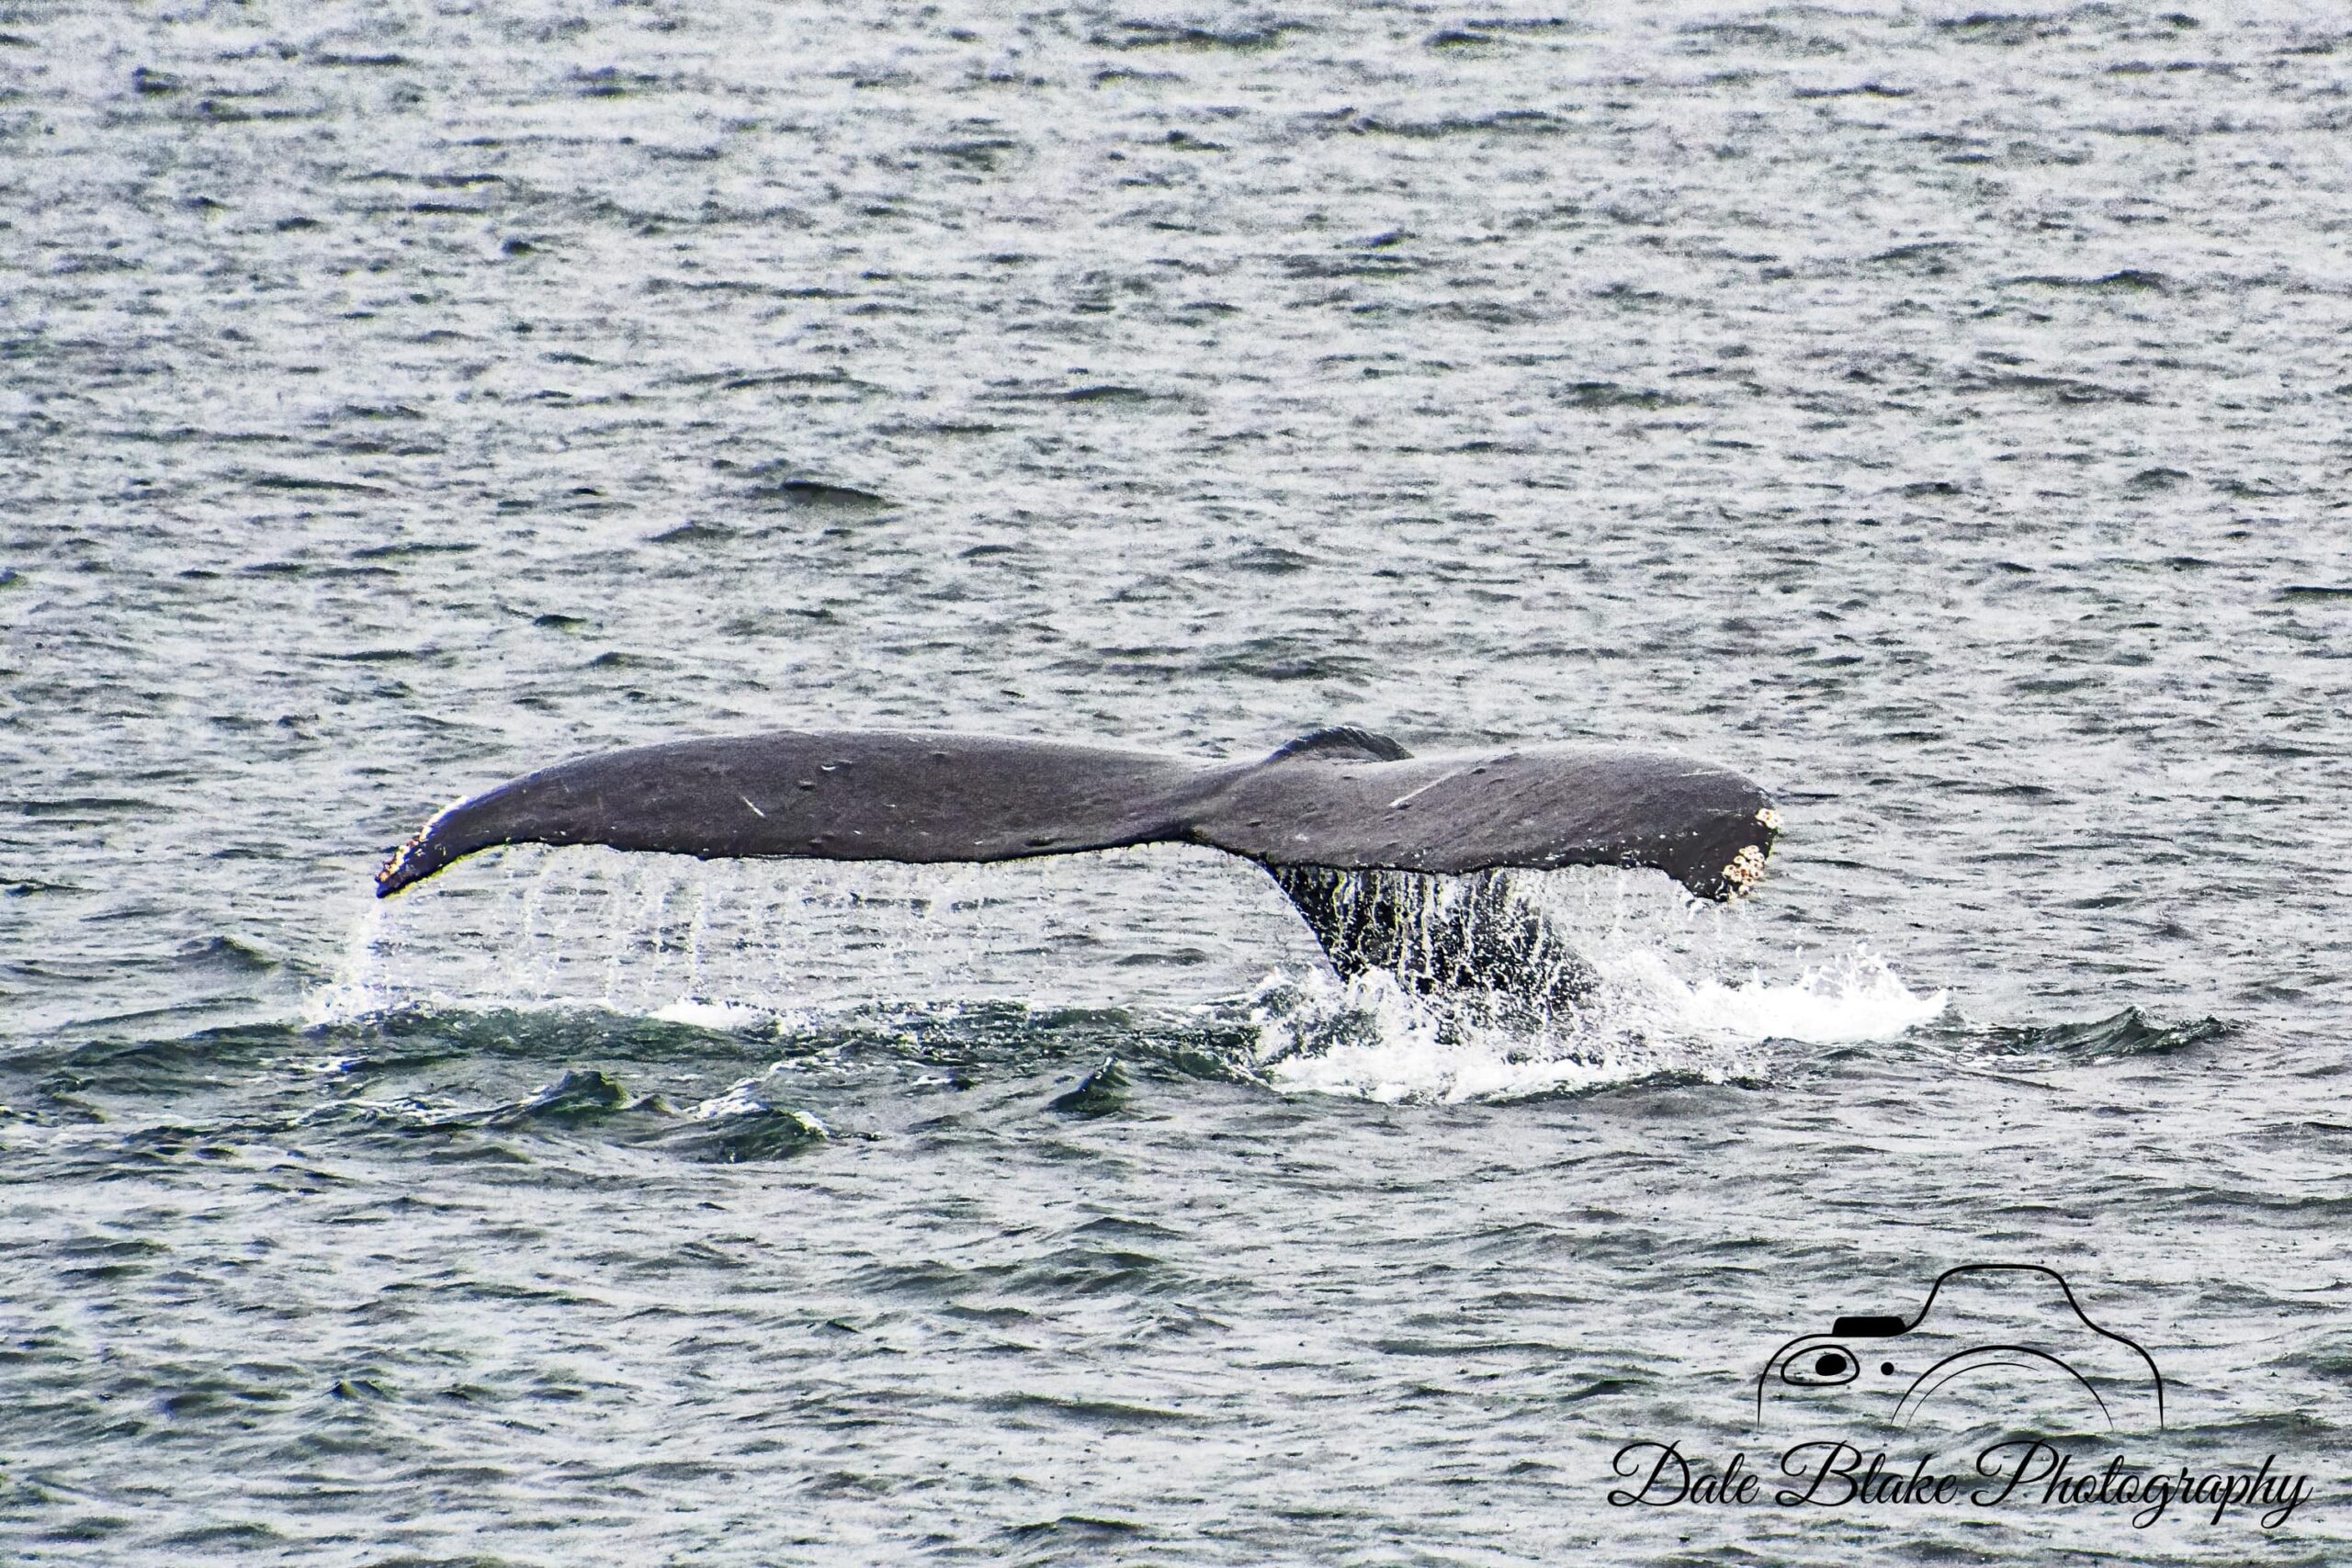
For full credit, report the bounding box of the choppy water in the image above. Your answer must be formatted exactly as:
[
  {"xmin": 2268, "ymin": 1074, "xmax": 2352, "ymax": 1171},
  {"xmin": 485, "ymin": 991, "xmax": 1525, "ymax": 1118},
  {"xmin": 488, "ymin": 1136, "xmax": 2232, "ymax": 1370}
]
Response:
[{"xmin": 6, "ymin": 2, "xmax": 2351, "ymax": 1562}]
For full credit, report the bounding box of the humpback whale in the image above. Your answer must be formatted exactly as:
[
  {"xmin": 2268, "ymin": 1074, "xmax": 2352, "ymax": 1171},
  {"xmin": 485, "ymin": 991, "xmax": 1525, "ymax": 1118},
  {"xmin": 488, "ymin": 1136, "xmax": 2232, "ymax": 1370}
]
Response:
[{"xmin": 375, "ymin": 726, "xmax": 1778, "ymax": 1004}]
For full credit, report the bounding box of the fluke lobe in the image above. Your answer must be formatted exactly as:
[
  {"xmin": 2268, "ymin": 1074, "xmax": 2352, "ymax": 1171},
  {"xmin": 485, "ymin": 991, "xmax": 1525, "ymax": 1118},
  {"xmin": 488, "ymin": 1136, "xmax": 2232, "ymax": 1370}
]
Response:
[{"xmin": 374, "ymin": 726, "xmax": 1779, "ymax": 1004}]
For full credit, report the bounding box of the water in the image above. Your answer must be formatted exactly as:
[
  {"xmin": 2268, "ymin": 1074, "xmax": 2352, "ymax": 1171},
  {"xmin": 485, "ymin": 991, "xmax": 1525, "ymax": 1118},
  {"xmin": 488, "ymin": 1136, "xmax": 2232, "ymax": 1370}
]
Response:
[{"xmin": 5, "ymin": 1, "xmax": 2350, "ymax": 1561}]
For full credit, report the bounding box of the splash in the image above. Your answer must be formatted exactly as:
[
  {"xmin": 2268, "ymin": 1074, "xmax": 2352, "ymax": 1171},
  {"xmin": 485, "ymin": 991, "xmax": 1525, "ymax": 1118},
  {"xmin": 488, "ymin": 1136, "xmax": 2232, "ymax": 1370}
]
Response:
[
  {"xmin": 1253, "ymin": 946, "xmax": 1946, "ymax": 1103},
  {"xmin": 302, "ymin": 842, "xmax": 1313, "ymax": 1024},
  {"xmin": 1602, "ymin": 945, "xmax": 1951, "ymax": 1046},
  {"xmin": 300, "ymin": 897, "xmax": 392, "ymax": 1026},
  {"xmin": 303, "ymin": 849, "xmax": 1946, "ymax": 1105},
  {"xmin": 652, "ymin": 998, "xmax": 787, "ymax": 1032}
]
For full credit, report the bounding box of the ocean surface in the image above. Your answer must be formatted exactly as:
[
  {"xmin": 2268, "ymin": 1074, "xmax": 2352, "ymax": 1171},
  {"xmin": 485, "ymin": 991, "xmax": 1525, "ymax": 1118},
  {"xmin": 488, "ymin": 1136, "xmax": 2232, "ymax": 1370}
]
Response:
[{"xmin": 5, "ymin": 1, "xmax": 2351, "ymax": 1562}]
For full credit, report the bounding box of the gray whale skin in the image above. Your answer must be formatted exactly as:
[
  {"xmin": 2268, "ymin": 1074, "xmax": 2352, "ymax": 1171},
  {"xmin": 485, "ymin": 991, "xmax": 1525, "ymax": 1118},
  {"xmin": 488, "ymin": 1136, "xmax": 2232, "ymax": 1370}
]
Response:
[{"xmin": 375, "ymin": 726, "xmax": 1778, "ymax": 1004}]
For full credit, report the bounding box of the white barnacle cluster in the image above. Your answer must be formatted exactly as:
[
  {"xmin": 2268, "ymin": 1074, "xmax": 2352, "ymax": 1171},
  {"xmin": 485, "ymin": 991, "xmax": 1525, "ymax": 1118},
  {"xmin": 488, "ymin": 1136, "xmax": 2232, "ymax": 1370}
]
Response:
[
  {"xmin": 1722, "ymin": 842, "xmax": 1769, "ymax": 896},
  {"xmin": 376, "ymin": 830, "xmax": 432, "ymax": 888}
]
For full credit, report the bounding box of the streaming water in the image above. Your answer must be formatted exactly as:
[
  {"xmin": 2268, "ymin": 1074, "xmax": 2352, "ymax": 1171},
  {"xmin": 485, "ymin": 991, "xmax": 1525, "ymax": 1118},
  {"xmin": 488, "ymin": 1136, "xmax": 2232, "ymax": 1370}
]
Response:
[{"xmin": 4, "ymin": 2, "xmax": 2349, "ymax": 1562}]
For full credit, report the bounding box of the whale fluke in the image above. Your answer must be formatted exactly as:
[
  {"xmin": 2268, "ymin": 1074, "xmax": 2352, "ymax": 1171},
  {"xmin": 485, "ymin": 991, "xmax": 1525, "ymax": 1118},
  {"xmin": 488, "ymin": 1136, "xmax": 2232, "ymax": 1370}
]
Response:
[{"xmin": 374, "ymin": 727, "xmax": 1778, "ymax": 998}]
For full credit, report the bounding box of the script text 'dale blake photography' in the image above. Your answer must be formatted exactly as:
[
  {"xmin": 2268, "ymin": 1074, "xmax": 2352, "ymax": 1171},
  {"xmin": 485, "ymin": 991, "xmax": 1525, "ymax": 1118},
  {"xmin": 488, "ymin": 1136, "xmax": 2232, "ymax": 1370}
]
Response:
[{"xmin": 1608, "ymin": 1439, "xmax": 2312, "ymax": 1530}]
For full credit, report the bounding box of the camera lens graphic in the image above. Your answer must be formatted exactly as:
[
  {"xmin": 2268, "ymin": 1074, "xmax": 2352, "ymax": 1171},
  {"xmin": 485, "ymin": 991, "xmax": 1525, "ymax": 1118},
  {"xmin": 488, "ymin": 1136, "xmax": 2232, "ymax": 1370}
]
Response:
[
  {"xmin": 1779, "ymin": 1343, "xmax": 1859, "ymax": 1387},
  {"xmin": 1753, "ymin": 1265, "xmax": 2166, "ymax": 1434}
]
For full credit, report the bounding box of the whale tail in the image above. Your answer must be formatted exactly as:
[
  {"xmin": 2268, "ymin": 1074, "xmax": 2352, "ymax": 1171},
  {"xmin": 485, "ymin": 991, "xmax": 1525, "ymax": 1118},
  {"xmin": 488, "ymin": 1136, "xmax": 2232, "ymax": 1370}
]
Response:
[{"xmin": 374, "ymin": 726, "xmax": 1777, "ymax": 996}]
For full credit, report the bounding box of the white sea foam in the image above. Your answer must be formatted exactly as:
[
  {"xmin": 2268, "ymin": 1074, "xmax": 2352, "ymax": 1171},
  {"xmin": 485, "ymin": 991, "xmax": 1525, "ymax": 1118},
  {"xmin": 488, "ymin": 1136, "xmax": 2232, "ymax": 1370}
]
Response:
[
  {"xmin": 684, "ymin": 1065, "xmax": 828, "ymax": 1132},
  {"xmin": 1256, "ymin": 945, "xmax": 1949, "ymax": 1104},
  {"xmin": 652, "ymin": 998, "xmax": 780, "ymax": 1032}
]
